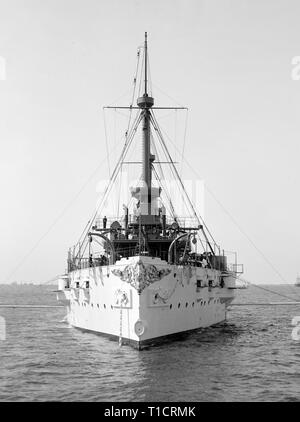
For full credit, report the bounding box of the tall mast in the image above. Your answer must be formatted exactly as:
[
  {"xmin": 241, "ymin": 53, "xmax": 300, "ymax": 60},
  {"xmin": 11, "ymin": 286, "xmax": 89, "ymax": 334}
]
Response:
[
  {"xmin": 137, "ymin": 32, "xmax": 154, "ymax": 216},
  {"xmin": 144, "ymin": 32, "xmax": 148, "ymax": 96}
]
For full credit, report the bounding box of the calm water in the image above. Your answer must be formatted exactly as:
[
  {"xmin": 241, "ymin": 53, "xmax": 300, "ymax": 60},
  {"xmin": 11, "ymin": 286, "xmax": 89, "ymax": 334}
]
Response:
[{"xmin": 0, "ymin": 283, "xmax": 300, "ymax": 402}]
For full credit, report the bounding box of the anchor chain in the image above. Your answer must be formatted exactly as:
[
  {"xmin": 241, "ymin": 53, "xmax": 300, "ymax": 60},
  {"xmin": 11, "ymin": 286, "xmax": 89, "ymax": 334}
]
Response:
[
  {"xmin": 118, "ymin": 292, "xmax": 128, "ymax": 347},
  {"xmin": 119, "ymin": 302, "xmax": 123, "ymax": 347}
]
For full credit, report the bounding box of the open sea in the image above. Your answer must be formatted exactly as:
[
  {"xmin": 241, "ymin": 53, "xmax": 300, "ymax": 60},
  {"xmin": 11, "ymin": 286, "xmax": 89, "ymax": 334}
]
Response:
[{"xmin": 0, "ymin": 283, "xmax": 299, "ymax": 402}]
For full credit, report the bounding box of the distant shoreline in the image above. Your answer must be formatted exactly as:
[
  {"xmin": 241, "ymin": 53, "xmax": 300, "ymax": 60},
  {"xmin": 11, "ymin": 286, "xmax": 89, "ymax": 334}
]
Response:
[{"xmin": 0, "ymin": 283, "xmax": 57, "ymax": 287}]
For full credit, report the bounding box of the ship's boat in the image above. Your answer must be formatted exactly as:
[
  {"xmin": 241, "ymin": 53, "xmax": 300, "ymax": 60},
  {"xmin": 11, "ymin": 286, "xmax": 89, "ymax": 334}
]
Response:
[{"xmin": 57, "ymin": 33, "xmax": 243, "ymax": 349}]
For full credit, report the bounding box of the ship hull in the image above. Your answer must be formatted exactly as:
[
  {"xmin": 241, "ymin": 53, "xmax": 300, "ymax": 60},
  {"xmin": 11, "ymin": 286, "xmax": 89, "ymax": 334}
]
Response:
[
  {"xmin": 72, "ymin": 321, "xmax": 226, "ymax": 350},
  {"xmin": 58, "ymin": 256, "xmax": 236, "ymax": 349}
]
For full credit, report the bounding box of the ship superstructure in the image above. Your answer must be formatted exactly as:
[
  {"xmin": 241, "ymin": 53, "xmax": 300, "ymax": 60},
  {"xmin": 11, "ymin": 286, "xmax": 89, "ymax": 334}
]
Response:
[{"xmin": 57, "ymin": 33, "xmax": 243, "ymax": 349}]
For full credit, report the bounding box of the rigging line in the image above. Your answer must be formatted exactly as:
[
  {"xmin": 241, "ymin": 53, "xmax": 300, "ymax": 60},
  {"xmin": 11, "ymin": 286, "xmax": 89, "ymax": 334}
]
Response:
[
  {"xmin": 247, "ymin": 277, "xmax": 300, "ymax": 302},
  {"xmin": 80, "ymin": 238, "xmax": 89, "ymax": 259},
  {"xmin": 179, "ymin": 109, "xmax": 189, "ymax": 180},
  {"xmin": 173, "ymin": 130, "xmax": 294, "ymax": 284},
  {"xmin": 75, "ymin": 110, "xmax": 142, "ymax": 257},
  {"xmin": 230, "ymin": 302, "xmax": 300, "ymax": 307},
  {"xmin": 79, "ymin": 111, "xmax": 144, "ymax": 249},
  {"xmin": 152, "ymin": 166, "xmax": 176, "ymax": 219},
  {"xmin": 103, "ymin": 108, "xmax": 111, "ymax": 178},
  {"xmin": 195, "ymin": 232, "xmax": 205, "ymax": 252},
  {"xmin": 204, "ymin": 186, "xmax": 291, "ymax": 286},
  {"xmin": 151, "ymin": 114, "xmax": 218, "ymax": 245},
  {"xmin": 77, "ymin": 219, "xmax": 92, "ymax": 246},
  {"xmin": 174, "ymin": 110, "xmax": 177, "ymax": 164},
  {"xmin": 75, "ymin": 142, "xmax": 139, "ymax": 260},
  {"xmin": 85, "ymin": 128, "xmax": 138, "ymax": 240},
  {"xmin": 151, "ymin": 112, "xmax": 216, "ymax": 243},
  {"xmin": 154, "ymin": 123, "xmax": 193, "ymax": 222},
  {"xmin": 114, "ymin": 109, "xmax": 119, "ymax": 217},
  {"xmin": 0, "ymin": 305, "xmax": 64, "ymax": 308},
  {"xmin": 151, "ymin": 117, "xmax": 186, "ymax": 217},
  {"xmin": 4, "ymin": 137, "xmax": 125, "ymax": 283},
  {"xmin": 153, "ymin": 110, "xmax": 176, "ymax": 121},
  {"xmin": 39, "ymin": 275, "xmax": 62, "ymax": 285},
  {"xmin": 151, "ymin": 82, "xmax": 186, "ymax": 107},
  {"xmin": 112, "ymin": 109, "xmax": 134, "ymax": 119},
  {"xmin": 118, "ymin": 113, "xmax": 143, "ymax": 169},
  {"xmin": 150, "ymin": 135, "xmax": 177, "ymax": 218},
  {"xmin": 152, "ymin": 112, "xmax": 200, "ymax": 220},
  {"xmin": 126, "ymin": 48, "xmax": 141, "ymax": 138},
  {"xmin": 232, "ymin": 274, "xmax": 300, "ymax": 302},
  {"xmin": 155, "ymin": 116, "xmax": 294, "ymax": 287},
  {"xmin": 117, "ymin": 163, "xmax": 122, "ymax": 218},
  {"xmin": 114, "ymin": 108, "xmax": 117, "ymax": 157},
  {"xmin": 151, "ymin": 112, "xmax": 192, "ymax": 216},
  {"xmin": 131, "ymin": 48, "xmax": 141, "ymax": 107},
  {"xmin": 107, "ymin": 88, "xmax": 133, "ymax": 107}
]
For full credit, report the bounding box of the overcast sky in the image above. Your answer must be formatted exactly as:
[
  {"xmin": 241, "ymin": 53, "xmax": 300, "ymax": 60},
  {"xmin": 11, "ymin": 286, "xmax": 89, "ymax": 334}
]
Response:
[{"xmin": 0, "ymin": 0, "xmax": 300, "ymax": 285}]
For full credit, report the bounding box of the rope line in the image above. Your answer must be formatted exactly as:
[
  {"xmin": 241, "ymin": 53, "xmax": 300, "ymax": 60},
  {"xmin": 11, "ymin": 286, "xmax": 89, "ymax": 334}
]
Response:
[
  {"xmin": 232, "ymin": 274, "xmax": 300, "ymax": 302},
  {"xmin": 4, "ymin": 111, "xmax": 141, "ymax": 282},
  {"xmin": 151, "ymin": 114, "xmax": 295, "ymax": 292}
]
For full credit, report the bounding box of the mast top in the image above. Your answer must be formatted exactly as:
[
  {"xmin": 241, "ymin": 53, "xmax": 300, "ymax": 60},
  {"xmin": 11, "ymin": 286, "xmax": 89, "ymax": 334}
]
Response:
[{"xmin": 137, "ymin": 32, "xmax": 154, "ymax": 108}]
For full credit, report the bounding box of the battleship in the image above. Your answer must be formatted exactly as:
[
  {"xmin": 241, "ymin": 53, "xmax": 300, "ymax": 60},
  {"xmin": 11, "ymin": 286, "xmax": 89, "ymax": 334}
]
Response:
[{"xmin": 57, "ymin": 33, "xmax": 243, "ymax": 349}]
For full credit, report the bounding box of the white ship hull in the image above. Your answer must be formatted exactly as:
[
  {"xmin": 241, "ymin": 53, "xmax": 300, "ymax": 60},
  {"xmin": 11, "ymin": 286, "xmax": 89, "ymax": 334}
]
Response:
[{"xmin": 57, "ymin": 256, "xmax": 236, "ymax": 349}]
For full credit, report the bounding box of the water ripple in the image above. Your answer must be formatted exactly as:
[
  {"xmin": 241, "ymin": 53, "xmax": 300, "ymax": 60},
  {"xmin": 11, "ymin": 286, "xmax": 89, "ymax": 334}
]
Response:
[{"xmin": 0, "ymin": 284, "xmax": 300, "ymax": 401}]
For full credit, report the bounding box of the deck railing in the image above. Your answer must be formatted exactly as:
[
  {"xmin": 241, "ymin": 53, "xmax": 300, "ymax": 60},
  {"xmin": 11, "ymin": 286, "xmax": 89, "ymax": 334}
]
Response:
[{"xmin": 93, "ymin": 215, "xmax": 200, "ymax": 229}]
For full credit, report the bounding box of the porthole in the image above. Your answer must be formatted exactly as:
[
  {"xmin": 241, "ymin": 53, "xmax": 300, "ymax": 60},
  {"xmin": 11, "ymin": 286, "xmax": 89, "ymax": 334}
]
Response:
[
  {"xmin": 170, "ymin": 304, "xmax": 172, "ymax": 309},
  {"xmin": 178, "ymin": 303, "xmax": 181, "ymax": 308},
  {"xmin": 192, "ymin": 302, "xmax": 195, "ymax": 307},
  {"xmin": 174, "ymin": 273, "xmax": 176, "ymax": 278},
  {"xmin": 104, "ymin": 304, "xmax": 106, "ymax": 309},
  {"xmin": 185, "ymin": 302, "xmax": 188, "ymax": 307},
  {"xmin": 97, "ymin": 304, "xmax": 99, "ymax": 308},
  {"xmin": 111, "ymin": 305, "xmax": 113, "ymax": 310}
]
